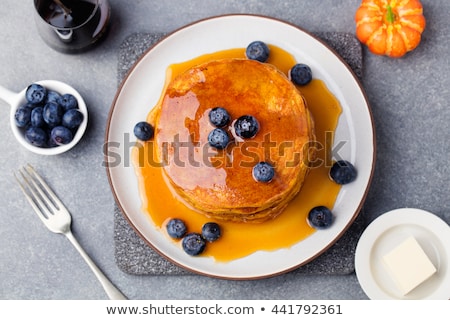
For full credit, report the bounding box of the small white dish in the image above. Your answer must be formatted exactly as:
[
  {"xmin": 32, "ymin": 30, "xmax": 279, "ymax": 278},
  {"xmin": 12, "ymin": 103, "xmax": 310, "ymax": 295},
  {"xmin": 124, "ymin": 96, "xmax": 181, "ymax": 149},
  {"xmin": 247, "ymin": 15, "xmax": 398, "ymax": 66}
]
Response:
[
  {"xmin": 355, "ymin": 208, "xmax": 450, "ymax": 299},
  {"xmin": 0, "ymin": 80, "xmax": 88, "ymax": 155}
]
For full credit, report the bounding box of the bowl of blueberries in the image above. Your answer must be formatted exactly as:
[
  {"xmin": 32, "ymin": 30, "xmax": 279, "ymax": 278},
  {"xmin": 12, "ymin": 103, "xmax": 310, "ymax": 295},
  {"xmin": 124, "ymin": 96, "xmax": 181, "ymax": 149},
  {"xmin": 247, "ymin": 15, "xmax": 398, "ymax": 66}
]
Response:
[{"xmin": 0, "ymin": 80, "xmax": 88, "ymax": 155}]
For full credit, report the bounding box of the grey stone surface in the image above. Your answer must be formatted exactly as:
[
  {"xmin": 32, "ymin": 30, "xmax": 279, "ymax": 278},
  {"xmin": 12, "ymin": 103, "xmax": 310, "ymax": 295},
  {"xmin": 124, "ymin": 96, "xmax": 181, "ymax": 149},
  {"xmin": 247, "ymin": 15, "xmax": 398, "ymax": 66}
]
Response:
[{"xmin": 0, "ymin": 0, "xmax": 449, "ymax": 300}]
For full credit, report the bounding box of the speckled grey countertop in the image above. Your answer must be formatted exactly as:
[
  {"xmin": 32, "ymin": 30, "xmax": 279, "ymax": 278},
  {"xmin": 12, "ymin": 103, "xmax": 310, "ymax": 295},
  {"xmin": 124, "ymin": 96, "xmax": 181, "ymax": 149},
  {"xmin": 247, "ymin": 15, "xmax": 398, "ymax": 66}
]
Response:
[{"xmin": 1, "ymin": 0, "xmax": 449, "ymax": 300}]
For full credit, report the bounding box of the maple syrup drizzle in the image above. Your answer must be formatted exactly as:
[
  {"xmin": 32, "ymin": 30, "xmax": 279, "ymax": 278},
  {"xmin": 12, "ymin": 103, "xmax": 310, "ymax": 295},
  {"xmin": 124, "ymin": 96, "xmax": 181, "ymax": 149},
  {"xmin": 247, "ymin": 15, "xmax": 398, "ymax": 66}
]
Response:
[{"xmin": 132, "ymin": 45, "xmax": 342, "ymax": 262}]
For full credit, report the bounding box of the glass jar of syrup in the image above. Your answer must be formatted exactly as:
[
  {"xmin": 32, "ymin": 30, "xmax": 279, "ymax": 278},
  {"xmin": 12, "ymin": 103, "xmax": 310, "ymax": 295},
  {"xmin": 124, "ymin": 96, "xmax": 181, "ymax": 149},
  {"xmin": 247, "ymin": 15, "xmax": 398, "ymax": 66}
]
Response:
[{"xmin": 34, "ymin": 0, "xmax": 111, "ymax": 53}]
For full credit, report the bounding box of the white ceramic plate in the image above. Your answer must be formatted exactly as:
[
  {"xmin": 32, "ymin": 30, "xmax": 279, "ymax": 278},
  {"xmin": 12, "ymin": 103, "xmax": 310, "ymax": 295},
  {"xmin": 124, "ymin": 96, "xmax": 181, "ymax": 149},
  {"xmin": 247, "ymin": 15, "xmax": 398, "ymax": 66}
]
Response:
[
  {"xmin": 355, "ymin": 208, "xmax": 450, "ymax": 299},
  {"xmin": 105, "ymin": 15, "xmax": 375, "ymax": 279}
]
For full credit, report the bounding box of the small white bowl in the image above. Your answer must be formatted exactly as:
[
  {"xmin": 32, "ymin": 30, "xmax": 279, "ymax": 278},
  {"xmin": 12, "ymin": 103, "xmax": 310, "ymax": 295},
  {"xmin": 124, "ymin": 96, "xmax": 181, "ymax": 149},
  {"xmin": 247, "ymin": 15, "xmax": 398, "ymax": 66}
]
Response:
[
  {"xmin": 0, "ymin": 80, "xmax": 88, "ymax": 155},
  {"xmin": 355, "ymin": 208, "xmax": 450, "ymax": 299}
]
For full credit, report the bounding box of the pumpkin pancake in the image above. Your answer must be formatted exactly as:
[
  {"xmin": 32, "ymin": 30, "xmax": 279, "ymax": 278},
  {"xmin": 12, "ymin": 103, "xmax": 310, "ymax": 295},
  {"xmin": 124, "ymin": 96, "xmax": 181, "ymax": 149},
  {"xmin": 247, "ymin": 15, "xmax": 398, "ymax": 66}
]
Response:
[{"xmin": 151, "ymin": 58, "xmax": 315, "ymax": 223}]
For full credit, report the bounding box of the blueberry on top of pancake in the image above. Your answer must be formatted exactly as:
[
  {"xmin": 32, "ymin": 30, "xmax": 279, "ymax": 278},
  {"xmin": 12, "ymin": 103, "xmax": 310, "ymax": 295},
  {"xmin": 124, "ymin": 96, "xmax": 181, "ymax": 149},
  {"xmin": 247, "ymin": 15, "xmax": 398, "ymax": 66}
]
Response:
[{"xmin": 151, "ymin": 58, "xmax": 315, "ymax": 223}]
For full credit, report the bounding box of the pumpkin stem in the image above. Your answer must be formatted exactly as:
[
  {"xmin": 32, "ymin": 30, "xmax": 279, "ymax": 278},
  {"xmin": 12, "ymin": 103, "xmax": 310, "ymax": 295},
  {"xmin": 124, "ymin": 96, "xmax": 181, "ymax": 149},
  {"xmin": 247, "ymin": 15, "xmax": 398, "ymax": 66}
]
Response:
[{"xmin": 386, "ymin": 4, "xmax": 396, "ymax": 24}]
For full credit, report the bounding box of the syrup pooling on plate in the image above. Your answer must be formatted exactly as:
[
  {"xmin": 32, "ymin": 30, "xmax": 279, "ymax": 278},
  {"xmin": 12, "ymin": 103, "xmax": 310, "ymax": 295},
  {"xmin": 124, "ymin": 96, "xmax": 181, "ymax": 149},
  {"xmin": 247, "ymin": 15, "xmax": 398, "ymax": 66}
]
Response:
[{"xmin": 132, "ymin": 45, "xmax": 342, "ymax": 262}]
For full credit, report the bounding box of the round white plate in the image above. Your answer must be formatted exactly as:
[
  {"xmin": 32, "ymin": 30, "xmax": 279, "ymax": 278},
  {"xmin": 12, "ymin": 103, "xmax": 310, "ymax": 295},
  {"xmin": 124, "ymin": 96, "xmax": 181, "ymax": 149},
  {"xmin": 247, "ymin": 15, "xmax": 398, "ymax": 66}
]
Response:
[
  {"xmin": 105, "ymin": 14, "xmax": 375, "ymax": 279},
  {"xmin": 355, "ymin": 208, "xmax": 450, "ymax": 299}
]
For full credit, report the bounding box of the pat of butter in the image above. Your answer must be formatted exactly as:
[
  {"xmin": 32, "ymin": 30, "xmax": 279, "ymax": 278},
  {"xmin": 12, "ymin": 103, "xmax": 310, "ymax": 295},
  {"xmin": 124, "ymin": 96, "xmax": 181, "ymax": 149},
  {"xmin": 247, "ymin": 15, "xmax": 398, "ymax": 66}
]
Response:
[{"xmin": 382, "ymin": 236, "xmax": 436, "ymax": 295}]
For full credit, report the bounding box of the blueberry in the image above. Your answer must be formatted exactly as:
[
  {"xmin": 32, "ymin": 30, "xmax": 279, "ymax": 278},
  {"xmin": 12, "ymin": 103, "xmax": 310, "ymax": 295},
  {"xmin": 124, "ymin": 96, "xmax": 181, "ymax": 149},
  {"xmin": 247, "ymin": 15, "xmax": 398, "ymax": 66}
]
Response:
[
  {"xmin": 59, "ymin": 93, "xmax": 78, "ymax": 111},
  {"xmin": 289, "ymin": 63, "xmax": 313, "ymax": 86},
  {"xmin": 330, "ymin": 160, "xmax": 357, "ymax": 184},
  {"xmin": 25, "ymin": 84, "xmax": 47, "ymax": 105},
  {"xmin": 14, "ymin": 105, "xmax": 32, "ymax": 127},
  {"xmin": 246, "ymin": 41, "xmax": 270, "ymax": 62},
  {"xmin": 182, "ymin": 233, "xmax": 206, "ymax": 256},
  {"xmin": 25, "ymin": 127, "xmax": 48, "ymax": 147},
  {"xmin": 51, "ymin": 126, "xmax": 73, "ymax": 145},
  {"xmin": 201, "ymin": 222, "xmax": 221, "ymax": 242},
  {"xmin": 252, "ymin": 162, "xmax": 275, "ymax": 183},
  {"xmin": 166, "ymin": 218, "xmax": 187, "ymax": 239},
  {"xmin": 208, "ymin": 107, "xmax": 231, "ymax": 128},
  {"xmin": 45, "ymin": 90, "xmax": 62, "ymax": 104},
  {"xmin": 47, "ymin": 132, "xmax": 59, "ymax": 148},
  {"xmin": 43, "ymin": 102, "xmax": 63, "ymax": 127},
  {"xmin": 234, "ymin": 115, "xmax": 259, "ymax": 139},
  {"xmin": 308, "ymin": 206, "xmax": 334, "ymax": 229},
  {"xmin": 62, "ymin": 109, "xmax": 84, "ymax": 129},
  {"xmin": 31, "ymin": 107, "xmax": 46, "ymax": 128},
  {"xmin": 208, "ymin": 128, "xmax": 229, "ymax": 149},
  {"xmin": 134, "ymin": 121, "xmax": 154, "ymax": 141}
]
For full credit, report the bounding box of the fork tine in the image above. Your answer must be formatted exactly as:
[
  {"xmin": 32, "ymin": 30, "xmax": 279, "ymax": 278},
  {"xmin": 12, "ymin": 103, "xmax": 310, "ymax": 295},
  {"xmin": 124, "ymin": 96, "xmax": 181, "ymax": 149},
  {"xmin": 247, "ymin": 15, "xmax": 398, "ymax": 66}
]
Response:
[
  {"xmin": 24, "ymin": 164, "xmax": 65, "ymax": 211},
  {"xmin": 22, "ymin": 168, "xmax": 57, "ymax": 216},
  {"xmin": 14, "ymin": 169, "xmax": 51, "ymax": 223}
]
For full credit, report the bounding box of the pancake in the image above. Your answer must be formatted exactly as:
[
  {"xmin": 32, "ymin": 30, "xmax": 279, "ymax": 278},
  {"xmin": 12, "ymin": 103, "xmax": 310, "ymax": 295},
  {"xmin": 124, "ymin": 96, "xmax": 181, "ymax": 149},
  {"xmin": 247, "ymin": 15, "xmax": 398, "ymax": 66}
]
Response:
[{"xmin": 151, "ymin": 58, "xmax": 315, "ymax": 223}]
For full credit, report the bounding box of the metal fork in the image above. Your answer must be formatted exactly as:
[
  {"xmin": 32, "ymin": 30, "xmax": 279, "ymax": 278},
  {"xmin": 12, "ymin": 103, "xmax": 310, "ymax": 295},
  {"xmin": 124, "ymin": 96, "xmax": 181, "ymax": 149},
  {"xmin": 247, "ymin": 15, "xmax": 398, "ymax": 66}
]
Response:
[{"xmin": 14, "ymin": 164, "xmax": 127, "ymax": 300}]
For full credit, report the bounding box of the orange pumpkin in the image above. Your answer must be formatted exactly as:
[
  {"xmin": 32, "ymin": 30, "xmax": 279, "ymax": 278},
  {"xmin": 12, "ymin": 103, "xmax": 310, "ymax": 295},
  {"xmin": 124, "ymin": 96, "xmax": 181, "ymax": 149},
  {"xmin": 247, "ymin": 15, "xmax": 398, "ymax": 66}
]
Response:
[{"xmin": 355, "ymin": 0, "xmax": 426, "ymax": 58}]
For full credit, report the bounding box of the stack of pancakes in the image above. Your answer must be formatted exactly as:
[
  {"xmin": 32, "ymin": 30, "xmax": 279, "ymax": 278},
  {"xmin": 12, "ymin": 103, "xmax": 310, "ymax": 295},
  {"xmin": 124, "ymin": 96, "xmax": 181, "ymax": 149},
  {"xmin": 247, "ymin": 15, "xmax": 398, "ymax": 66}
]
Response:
[{"xmin": 150, "ymin": 58, "xmax": 315, "ymax": 223}]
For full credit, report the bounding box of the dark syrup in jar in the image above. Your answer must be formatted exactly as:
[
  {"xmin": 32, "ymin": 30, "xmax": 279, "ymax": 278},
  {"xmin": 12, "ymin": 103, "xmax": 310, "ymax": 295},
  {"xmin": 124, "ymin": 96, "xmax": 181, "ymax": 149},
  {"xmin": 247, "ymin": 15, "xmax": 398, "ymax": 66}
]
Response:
[
  {"xmin": 43, "ymin": 0, "xmax": 96, "ymax": 28},
  {"xmin": 35, "ymin": 0, "xmax": 110, "ymax": 52}
]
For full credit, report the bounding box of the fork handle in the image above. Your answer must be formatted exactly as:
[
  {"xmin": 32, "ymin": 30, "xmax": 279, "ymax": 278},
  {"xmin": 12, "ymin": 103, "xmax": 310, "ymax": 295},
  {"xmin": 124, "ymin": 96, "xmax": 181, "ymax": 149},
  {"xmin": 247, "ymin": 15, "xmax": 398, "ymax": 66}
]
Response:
[{"xmin": 65, "ymin": 231, "xmax": 128, "ymax": 300}]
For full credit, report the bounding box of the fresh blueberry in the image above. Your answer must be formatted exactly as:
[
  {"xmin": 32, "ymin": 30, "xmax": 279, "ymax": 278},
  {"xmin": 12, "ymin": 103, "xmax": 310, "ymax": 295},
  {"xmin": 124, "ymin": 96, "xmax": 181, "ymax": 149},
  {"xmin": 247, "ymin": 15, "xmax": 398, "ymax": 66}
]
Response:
[
  {"xmin": 234, "ymin": 115, "xmax": 259, "ymax": 139},
  {"xmin": 208, "ymin": 128, "xmax": 229, "ymax": 149},
  {"xmin": 166, "ymin": 218, "xmax": 187, "ymax": 239},
  {"xmin": 14, "ymin": 105, "xmax": 33, "ymax": 127},
  {"xmin": 201, "ymin": 222, "xmax": 221, "ymax": 242},
  {"xmin": 208, "ymin": 107, "xmax": 231, "ymax": 128},
  {"xmin": 62, "ymin": 109, "xmax": 84, "ymax": 129},
  {"xmin": 308, "ymin": 206, "xmax": 334, "ymax": 229},
  {"xmin": 51, "ymin": 126, "xmax": 73, "ymax": 145},
  {"xmin": 25, "ymin": 84, "xmax": 47, "ymax": 105},
  {"xmin": 25, "ymin": 127, "xmax": 48, "ymax": 147},
  {"xmin": 330, "ymin": 160, "xmax": 357, "ymax": 184},
  {"xmin": 134, "ymin": 121, "xmax": 154, "ymax": 141},
  {"xmin": 45, "ymin": 90, "xmax": 62, "ymax": 104},
  {"xmin": 252, "ymin": 162, "xmax": 275, "ymax": 183},
  {"xmin": 46, "ymin": 127, "xmax": 58, "ymax": 147},
  {"xmin": 59, "ymin": 93, "xmax": 78, "ymax": 111},
  {"xmin": 31, "ymin": 107, "xmax": 46, "ymax": 128},
  {"xmin": 43, "ymin": 102, "xmax": 63, "ymax": 127},
  {"xmin": 289, "ymin": 63, "xmax": 313, "ymax": 86},
  {"xmin": 182, "ymin": 233, "xmax": 206, "ymax": 256},
  {"xmin": 246, "ymin": 41, "xmax": 270, "ymax": 62}
]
